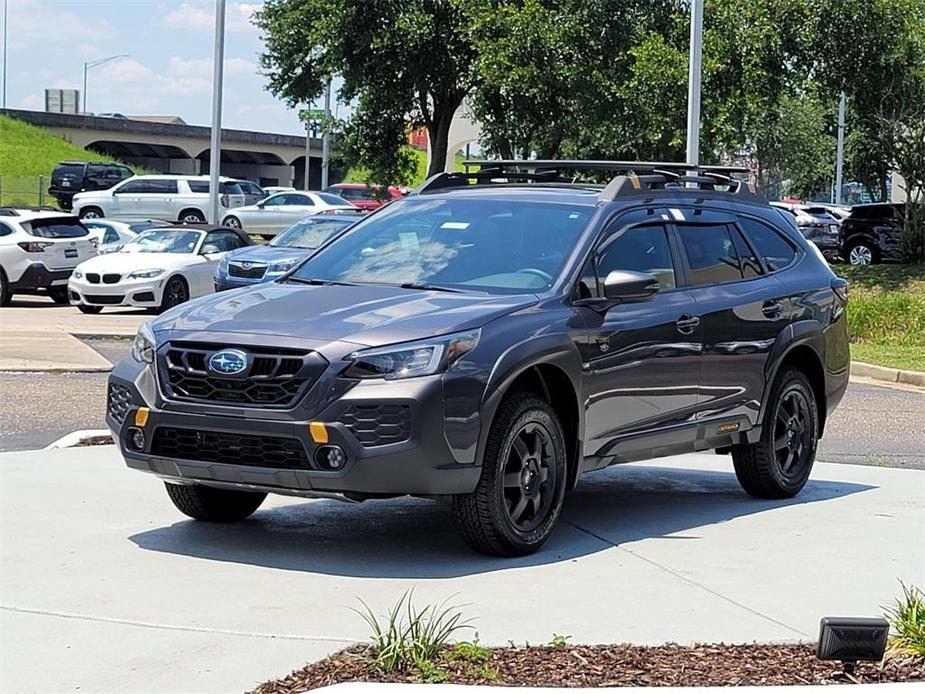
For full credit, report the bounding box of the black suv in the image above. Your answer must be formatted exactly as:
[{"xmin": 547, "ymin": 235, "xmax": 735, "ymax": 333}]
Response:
[
  {"xmin": 107, "ymin": 160, "xmax": 850, "ymax": 556},
  {"xmin": 840, "ymin": 202, "xmax": 905, "ymax": 265},
  {"xmin": 49, "ymin": 161, "xmax": 134, "ymax": 211}
]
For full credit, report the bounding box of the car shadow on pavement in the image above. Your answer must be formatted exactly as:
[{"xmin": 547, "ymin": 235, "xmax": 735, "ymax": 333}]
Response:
[{"xmin": 128, "ymin": 463, "xmax": 872, "ymax": 579}]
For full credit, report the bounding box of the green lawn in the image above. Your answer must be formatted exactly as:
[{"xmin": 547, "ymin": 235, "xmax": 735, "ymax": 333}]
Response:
[
  {"xmin": 838, "ymin": 264, "xmax": 925, "ymax": 372},
  {"xmin": 0, "ymin": 114, "xmax": 138, "ymax": 206},
  {"xmin": 343, "ymin": 148, "xmax": 467, "ymax": 187}
]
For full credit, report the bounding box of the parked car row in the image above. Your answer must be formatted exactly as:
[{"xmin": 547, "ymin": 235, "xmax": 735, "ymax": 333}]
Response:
[{"xmin": 771, "ymin": 201, "xmax": 908, "ymax": 265}]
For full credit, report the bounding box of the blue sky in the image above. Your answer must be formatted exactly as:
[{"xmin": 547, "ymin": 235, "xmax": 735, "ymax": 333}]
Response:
[{"xmin": 3, "ymin": 0, "xmax": 327, "ymax": 135}]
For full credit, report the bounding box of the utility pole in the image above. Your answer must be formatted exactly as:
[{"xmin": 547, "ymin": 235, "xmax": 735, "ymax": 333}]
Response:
[
  {"xmin": 834, "ymin": 92, "xmax": 846, "ymax": 205},
  {"xmin": 208, "ymin": 0, "xmax": 226, "ymax": 225},
  {"xmin": 685, "ymin": 0, "xmax": 704, "ymax": 168},
  {"xmin": 304, "ymin": 113, "xmax": 311, "ymax": 191},
  {"xmin": 321, "ymin": 80, "xmax": 331, "ymax": 189},
  {"xmin": 2, "ymin": 0, "xmax": 8, "ymax": 109},
  {"xmin": 82, "ymin": 54, "xmax": 128, "ymax": 114}
]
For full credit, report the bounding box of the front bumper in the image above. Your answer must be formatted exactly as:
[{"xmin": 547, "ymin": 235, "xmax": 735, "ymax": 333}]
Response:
[
  {"xmin": 69, "ymin": 276, "xmax": 163, "ymax": 308},
  {"xmin": 9, "ymin": 263, "xmax": 73, "ymax": 292},
  {"xmin": 107, "ymin": 366, "xmax": 482, "ymax": 498},
  {"xmin": 213, "ymin": 273, "xmax": 269, "ymax": 292}
]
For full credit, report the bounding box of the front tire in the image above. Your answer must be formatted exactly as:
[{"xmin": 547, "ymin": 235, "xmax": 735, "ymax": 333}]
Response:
[
  {"xmin": 222, "ymin": 215, "xmax": 241, "ymax": 228},
  {"xmin": 48, "ymin": 287, "xmax": 70, "ymax": 304},
  {"xmin": 165, "ymin": 483, "xmax": 266, "ymax": 521},
  {"xmin": 78, "ymin": 304, "xmax": 103, "ymax": 314},
  {"xmin": 847, "ymin": 241, "xmax": 878, "ymax": 265},
  {"xmin": 79, "ymin": 206, "xmax": 104, "ymax": 220},
  {"xmin": 158, "ymin": 275, "xmax": 189, "ymax": 313},
  {"xmin": 0, "ymin": 270, "xmax": 10, "ymax": 307},
  {"xmin": 452, "ymin": 394, "xmax": 567, "ymax": 556},
  {"xmin": 732, "ymin": 368, "xmax": 818, "ymax": 499}
]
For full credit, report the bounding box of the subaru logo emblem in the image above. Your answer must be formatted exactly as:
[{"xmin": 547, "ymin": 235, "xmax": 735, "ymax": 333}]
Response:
[
  {"xmin": 208, "ymin": 349, "xmax": 248, "ymax": 375},
  {"xmin": 241, "ymin": 261, "xmax": 252, "ymax": 269}
]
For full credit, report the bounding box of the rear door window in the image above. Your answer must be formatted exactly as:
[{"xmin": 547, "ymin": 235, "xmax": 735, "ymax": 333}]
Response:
[
  {"xmin": 676, "ymin": 223, "xmax": 743, "ymax": 286},
  {"xmin": 738, "ymin": 217, "xmax": 797, "ymax": 272},
  {"xmin": 145, "ymin": 179, "xmax": 178, "ymax": 194}
]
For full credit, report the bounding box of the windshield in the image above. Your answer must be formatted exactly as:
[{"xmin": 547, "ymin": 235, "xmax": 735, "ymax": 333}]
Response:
[
  {"xmin": 269, "ymin": 217, "xmax": 354, "ymax": 249},
  {"xmin": 122, "ymin": 229, "xmax": 202, "ymax": 254},
  {"xmin": 291, "ymin": 198, "xmax": 592, "ymax": 293}
]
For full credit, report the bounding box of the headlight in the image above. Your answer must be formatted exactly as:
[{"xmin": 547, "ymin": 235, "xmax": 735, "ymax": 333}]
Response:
[
  {"xmin": 131, "ymin": 322, "xmax": 156, "ymax": 363},
  {"xmin": 269, "ymin": 258, "xmax": 300, "ymax": 273},
  {"xmin": 343, "ymin": 329, "xmax": 480, "ymax": 380},
  {"xmin": 128, "ymin": 268, "xmax": 165, "ymax": 279},
  {"xmin": 72, "ymin": 269, "xmax": 83, "ymax": 279}
]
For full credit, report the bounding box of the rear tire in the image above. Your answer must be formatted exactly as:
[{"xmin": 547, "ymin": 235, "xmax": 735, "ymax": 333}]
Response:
[
  {"xmin": 846, "ymin": 240, "xmax": 878, "ymax": 266},
  {"xmin": 0, "ymin": 270, "xmax": 10, "ymax": 307},
  {"xmin": 452, "ymin": 394, "xmax": 567, "ymax": 556},
  {"xmin": 48, "ymin": 287, "xmax": 69, "ymax": 304},
  {"xmin": 165, "ymin": 483, "xmax": 266, "ymax": 521},
  {"xmin": 78, "ymin": 304, "xmax": 103, "ymax": 314},
  {"xmin": 179, "ymin": 209, "xmax": 206, "ymax": 224},
  {"xmin": 731, "ymin": 368, "xmax": 818, "ymax": 499},
  {"xmin": 79, "ymin": 206, "xmax": 104, "ymax": 220}
]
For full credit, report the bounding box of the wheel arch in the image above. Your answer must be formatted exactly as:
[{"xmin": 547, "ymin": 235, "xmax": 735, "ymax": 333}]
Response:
[
  {"xmin": 478, "ymin": 339, "xmax": 584, "ymax": 490},
  {"xmin": 178, "ymin": 207, "xmax": 206, "ymax": 222},
  {"xmin": 761, "ymin": 322, "xmax": 828, "ymax": 437}
]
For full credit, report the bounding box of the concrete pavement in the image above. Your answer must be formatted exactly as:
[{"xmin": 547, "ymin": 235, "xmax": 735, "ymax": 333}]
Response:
[{"xmin": 2, "ymin": 446, "xmax": 922, "ymax": 693}]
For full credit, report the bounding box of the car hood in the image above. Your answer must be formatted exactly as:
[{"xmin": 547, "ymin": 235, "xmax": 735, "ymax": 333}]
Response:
[
  {"xmin": 76, "ymin": 251, "xmax": 195, "ymax": 273},
  {"xmin": 225, "ymin": 245, "xmax": 315, "ymax": 264},
  {"xmin": 154, "ymin": 282, "xmax": 538, "ymax": 347}
]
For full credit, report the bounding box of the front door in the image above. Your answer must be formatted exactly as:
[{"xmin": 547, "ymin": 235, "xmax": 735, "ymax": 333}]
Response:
[{"xmin": 580, "ymin": 221, "xmax": 702, "ymax": 461}]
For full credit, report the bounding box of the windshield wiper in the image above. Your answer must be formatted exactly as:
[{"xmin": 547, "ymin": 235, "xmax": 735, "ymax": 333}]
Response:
[
  {"xmin": 398, "ymin": 282, "xmax": 463, "ymax": 293},
  {"xmin": 286, "ymin": 277, "xmax": 357, "ymax": 287}
]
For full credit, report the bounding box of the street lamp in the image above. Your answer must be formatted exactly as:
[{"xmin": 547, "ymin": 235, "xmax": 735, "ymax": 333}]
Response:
[
  {"xmin": 82, "ymin": 54, "xmax": 129, "ymax": 114},
  {"xmin": 685, "ymin": 0, "xmax": 704, "ymax": 168},
  {"xmin": 208, "ymin": 0, "xmax": 226, "ymax": 224}
]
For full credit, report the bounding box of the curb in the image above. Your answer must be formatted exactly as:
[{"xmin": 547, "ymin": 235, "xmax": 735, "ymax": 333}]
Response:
[
  {"xmin": 851, "ymin": 361, "xmax": 925, "ymax": 387},
  {"xmin": 44, "ymin": 429, "xmax": 113, "ymax": 449},
  {"xmin": 0, "ymin": 366, "xmax": 113, "ymax": 373}
]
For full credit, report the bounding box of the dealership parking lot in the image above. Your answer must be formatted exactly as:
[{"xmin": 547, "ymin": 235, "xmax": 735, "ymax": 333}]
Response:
[{"xmin": 1, "ymin": 446, "xmax": 922, "ymax": 692}]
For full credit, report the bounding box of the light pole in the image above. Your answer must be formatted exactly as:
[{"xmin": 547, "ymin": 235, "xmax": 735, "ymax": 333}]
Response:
[
  {"xmin": 321, "ymin": 80, "xmax": 331, "ymax": 189},
  {"xmin": 2, "ymin": 0, "xmax": 8, "ymax": 109},
  {"xmin": 208, "ymin": 0, "xmax": 226, "ymax": 224},
  {"xmin": 834, "ymin": 92, "xmax": 846, "ymax": 204},
  {"xmin": 82, "ymin": 54, "xmax": 128, "ymax": 114},
  {"xmin": 685, "ymin": 0, "xmax": 704, "ymax": 168}
]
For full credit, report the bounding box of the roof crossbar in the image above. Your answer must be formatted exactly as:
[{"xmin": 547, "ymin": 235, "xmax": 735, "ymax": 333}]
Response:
[{"xmin": 415, "ymin": 159, "xmax": 762, "ymax": 202}]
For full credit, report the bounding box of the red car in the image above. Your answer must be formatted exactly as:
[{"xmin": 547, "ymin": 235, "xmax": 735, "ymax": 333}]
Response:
[{"xmin": 323, "ymin": 183, "xmax": 404, "ymax": 212}]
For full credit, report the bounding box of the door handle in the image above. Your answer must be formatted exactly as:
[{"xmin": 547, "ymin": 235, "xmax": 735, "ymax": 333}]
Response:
[
  {"xmin": 676, "ymin": 314, "xmax": 700, "ymax": 334},
  {"xmin": 762, "ymin": 300, "xmax": 783, "ymax": 318}
]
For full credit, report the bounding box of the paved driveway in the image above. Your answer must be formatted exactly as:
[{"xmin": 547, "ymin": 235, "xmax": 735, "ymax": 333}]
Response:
[{"xmin": 2, "ymin": 446, "xmax": 922, "ymax": 693}]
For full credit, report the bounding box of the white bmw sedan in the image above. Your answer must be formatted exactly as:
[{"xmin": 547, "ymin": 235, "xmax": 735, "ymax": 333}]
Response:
[
  {"xmin": 220, "ymin": 191, "xmax": 355, "ymax": 237},
  {"xmin": 68, "ymin": 225, "xmax": 252, "ymax": 314}
]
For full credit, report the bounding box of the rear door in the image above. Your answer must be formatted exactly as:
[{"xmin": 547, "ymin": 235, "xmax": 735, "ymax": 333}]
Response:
[
  {"xmin": 143, "ymin": 179, "xmax": 180, "ymax": 219},
  {"xmin": 672, "ymin": 216, "xmax": 790, "ymax": 426},
  {"xmin": 580, "ymin": 219, "xmax": 702, "ymax": 460}
]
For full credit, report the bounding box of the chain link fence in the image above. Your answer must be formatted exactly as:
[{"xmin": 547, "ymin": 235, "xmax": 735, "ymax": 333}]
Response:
[{"xmin": 0, "ymin": 176, "xmax": 59, "ymax": 208}]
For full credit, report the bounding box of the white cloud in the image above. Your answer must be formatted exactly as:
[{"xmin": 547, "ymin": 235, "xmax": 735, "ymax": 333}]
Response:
[
  {"xmin": 163, "ymin": 2, "xmax": 259, "ymax": 34},
  {"xmin": 167, "ymin": 56, "xmax": 255, "ymax": 78},
  {"xmin": 7, "ymin": 0, "xmax": 113, "ymax": 48},
  {"xmin": 17, "ymin": 94, "xmax": 44, "ymax": 110}
]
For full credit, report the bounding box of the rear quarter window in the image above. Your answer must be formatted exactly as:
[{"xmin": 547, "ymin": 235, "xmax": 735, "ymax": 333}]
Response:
[{"xmin": 738, "ymin": 217, "xmax": 797, "ymax": 272}]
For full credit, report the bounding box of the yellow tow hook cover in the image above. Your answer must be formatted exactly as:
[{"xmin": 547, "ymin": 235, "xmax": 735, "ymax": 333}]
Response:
[
  {"xmin": 134, "ymin": 407, "xmax": 150, "ymax": 427},
  {"xmin": 309, "ymin": 422, "xmax": 329, "ymax": 444}
]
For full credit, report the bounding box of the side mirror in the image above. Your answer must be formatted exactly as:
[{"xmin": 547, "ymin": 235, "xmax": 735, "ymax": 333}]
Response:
[
  {"xmin": 602, "ymin": 270, "xmax": 660, "ymax": 304},
  {"xmin": 201, "ymin": 243, "xmax": 221, "ymax": 255},
  {"xmin": 256, "ymin": 201, "xmax": 265, "ymax": 208}
]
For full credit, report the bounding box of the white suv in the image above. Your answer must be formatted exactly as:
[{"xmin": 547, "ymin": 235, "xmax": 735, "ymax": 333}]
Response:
[
  {"xmin": 0, "ymin": 208, "xmax": 98, "ymax": 306},
  {"xmin": 72, "ymin": 176, "xmax": 246, "ymax": 224}
]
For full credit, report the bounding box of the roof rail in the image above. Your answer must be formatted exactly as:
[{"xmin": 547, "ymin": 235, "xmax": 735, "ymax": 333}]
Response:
[
  {"xmin": 0, "ymin": 208, "xmax": 21, "ymax": 216},
  {"xmin": 415, "ymin": 159, "xmax": 762, "ymax": 202},
  {"xmin": 0, "ymin": 206, "xmax": 61, "ymax": 216}
]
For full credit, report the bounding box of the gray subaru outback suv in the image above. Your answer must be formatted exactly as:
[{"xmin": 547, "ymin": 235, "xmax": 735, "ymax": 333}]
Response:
[{"xmin": 107, "ymin": 160, "xmax": 849, "ymax": 556}]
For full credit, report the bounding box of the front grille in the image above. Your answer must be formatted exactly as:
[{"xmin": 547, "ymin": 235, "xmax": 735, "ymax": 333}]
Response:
[
  {"xmin": 86, "ymin": 273, "xmax": 100, "ymax": 284},
  {"xmin": 86, "ymin": 294, "xmax": 124, "ymax": 304},
  {"xmin": 337, "ymin": 404, "xmax": 412, "ymax": 446},
  {"xmin": 228, "ymin": 263, "xmax": 267, "ymax": 279},
  {"xmin": 151, "ymin": 427, "xmax": 310, "ymax": 469},
  {"xmin": 159, "ymin": 342, "xmax": 327, "ymax": 408},
  {"xmin": 107, "ymin": 382, "xmax": 132, "ymax": 423},
  {"xmin": 103, "ymin": 273, "xmax": 121, "ymax": 284}
]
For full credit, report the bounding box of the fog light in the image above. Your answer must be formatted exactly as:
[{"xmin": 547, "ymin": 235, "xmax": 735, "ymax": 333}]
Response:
[
  {"xmin": 316, "ymin": 445, "xmax": 347, "ymax": 470},
  {"xmin": 817, "ymin": 617, "xmax": 889, "ymax": 674},
  {"xmin": 127, "ymin": 427, "xmax": 146, "ymax": 452}
]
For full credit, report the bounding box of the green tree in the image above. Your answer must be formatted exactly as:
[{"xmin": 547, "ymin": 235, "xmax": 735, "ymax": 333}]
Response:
[{"xmin": 255, "ymin": 0, "xmax": 476, "ymax": 185}]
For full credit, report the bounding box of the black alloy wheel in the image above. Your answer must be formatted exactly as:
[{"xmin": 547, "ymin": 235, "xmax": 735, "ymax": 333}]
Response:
[
  {"xmin": 502, "ymin": 422, "xmax": 558, "ymax": 533},
  {"xmin": 159, "ymin": 276, "xmax": 189, "ymax": 313}
]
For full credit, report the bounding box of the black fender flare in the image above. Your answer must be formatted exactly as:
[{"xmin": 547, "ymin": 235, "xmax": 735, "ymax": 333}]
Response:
[
  {"xmin": 757, "ymin": 319, "xmax": 827, "ymax": 437},
  {"xmin": 476, "ymin": 334, "xmax": 585, "ymax": 486}
]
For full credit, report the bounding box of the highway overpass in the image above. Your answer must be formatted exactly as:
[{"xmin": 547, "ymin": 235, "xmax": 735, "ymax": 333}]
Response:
[{"xmin": 1, "ymin": 109, "xmax": 326, "ymax": 188}]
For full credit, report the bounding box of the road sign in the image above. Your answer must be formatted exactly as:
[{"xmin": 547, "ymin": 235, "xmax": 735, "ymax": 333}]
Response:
[{"xmin": 299, "ymin": 108, "xmax": 325, "ymax": 122}]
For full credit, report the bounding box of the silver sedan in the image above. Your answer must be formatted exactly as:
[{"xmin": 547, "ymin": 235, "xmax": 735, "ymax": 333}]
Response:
[{"xmin": 221, "ymin": 191, "xmax": 355, "ymax": 237}]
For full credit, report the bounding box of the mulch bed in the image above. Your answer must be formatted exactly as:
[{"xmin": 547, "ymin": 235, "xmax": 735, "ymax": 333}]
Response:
[{"xmin": 252, "ymin": 643, "xmax": 924, "ymax": 692}]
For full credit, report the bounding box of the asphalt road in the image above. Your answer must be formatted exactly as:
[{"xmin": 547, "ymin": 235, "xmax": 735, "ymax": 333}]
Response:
[{"xmin": 1, "ymin": 342, "xmax": 923, "ymax": 467}]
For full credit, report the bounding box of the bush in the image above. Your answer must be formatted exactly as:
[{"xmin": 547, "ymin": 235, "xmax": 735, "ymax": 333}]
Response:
[{"xmin": 884, "ymin": 582, "xmax": 925, "ymax": 658}]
